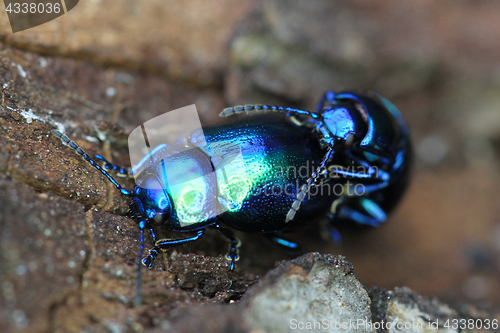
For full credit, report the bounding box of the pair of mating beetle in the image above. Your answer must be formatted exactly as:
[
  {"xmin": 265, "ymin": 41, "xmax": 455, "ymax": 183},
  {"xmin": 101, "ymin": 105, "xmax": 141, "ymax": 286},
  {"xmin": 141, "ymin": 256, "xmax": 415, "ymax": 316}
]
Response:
[{"xmin": 53, "ymin": 90, "xmax": 411, "ymax": 303}]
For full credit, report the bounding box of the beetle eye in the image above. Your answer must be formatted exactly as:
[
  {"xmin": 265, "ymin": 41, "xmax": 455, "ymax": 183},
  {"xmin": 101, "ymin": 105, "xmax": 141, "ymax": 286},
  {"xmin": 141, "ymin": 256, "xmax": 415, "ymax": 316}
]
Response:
[
  {"xmin": 345, "ymin": 133, "xmax": 355, "ymax": 147},
  {"xmin": 158, "ymin": 197, "xmax": 168, "ymax": 210}
]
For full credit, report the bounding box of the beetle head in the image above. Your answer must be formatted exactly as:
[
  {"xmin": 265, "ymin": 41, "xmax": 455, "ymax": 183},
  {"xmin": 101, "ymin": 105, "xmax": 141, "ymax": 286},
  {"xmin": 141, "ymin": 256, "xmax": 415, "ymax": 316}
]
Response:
[
  {"xmin": 320, "ymin": 101, "xmax": 368, "ymax": 148},
  {"xmin": 131, "ymin": 172, "xmax": 171, "ymax": 225}
]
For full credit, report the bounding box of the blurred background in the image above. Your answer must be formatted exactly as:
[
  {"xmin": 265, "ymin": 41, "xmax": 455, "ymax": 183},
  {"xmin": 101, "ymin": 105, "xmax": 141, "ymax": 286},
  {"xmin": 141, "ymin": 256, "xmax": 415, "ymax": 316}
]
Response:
[{"xmin": 1, "ymin": 0, "xmax": 500, "ymax": 328}]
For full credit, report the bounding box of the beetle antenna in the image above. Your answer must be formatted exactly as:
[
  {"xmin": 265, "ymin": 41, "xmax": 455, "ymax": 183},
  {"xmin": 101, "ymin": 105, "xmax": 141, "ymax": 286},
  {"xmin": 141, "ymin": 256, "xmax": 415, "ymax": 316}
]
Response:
[
  {"xmin": 133, "ymin": 220, "xmax": 147, "ymax": 307},
  {"xmin": 52, "ymin": 130, "xmax": 133, "ymax": 196},
  {"xmin": 220, "ymin": 104, "xmax": 320, "ymax": 119},
  {"xmin": 286, "ymin": 145, "xmax": 335, "ymax": 222}
]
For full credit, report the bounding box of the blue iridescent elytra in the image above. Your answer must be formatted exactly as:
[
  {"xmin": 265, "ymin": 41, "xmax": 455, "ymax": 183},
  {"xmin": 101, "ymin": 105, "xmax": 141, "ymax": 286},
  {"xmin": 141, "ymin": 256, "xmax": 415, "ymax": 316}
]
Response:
[{"xmin": 52, "ymin": 90, "xmax": 411, "ymax": 305}]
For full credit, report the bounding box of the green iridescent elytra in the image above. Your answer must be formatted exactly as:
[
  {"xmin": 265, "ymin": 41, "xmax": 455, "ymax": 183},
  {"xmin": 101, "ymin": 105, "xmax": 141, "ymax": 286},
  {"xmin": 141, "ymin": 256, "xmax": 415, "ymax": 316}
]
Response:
[{"xmin": 132, "ymin": 118, "xmax": 338, "ymax": 233}]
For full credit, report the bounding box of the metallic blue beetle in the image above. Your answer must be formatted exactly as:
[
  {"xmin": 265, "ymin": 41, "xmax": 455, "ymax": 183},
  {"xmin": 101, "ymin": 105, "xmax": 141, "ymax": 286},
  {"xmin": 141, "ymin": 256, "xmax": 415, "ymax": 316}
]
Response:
[
  {"xmin": 53, "ymin": 90, "xmax": 411, "ymax": 304},
  {"xmin": 219, "ymin": 90, "xmax": 411, "ymax": 234}
]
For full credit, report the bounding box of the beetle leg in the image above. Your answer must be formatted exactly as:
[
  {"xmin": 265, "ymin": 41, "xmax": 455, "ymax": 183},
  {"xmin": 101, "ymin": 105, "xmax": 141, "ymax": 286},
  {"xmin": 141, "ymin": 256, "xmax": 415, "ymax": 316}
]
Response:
[
  {"xmin": 94, "ymin": 154, "xmax": 133, "ymax": 179},
  {"xmin": 330, "ymin": 197, "xmax": 387, "ymax": 228},
  {"xmin": 212, "ymin": 224, "xmax": 241, "ymax": 271},
  {"xmin": 325, "ymin": 193, "xmax": 388, "ymax": 244},
  {"xmin": 320, "ymin": 196, "xmax": 347, "ymax": 244},
  {"xmin": 142, "ymin": 229, "xmax": 206, "ymax": 268},
  {"xmin": 286, "ymin": 146, "xmax": 335, "ymax": 222},
  {"xmin": 344, "ymin": 149, "xmax": 391, "ymax": 183},
  {"xmin": 327, "ymin": 165, "xmax": 391, "ymax": 197},
  {"xmin": 327, "ymin": 163, "xmax": 391, "ymax": 192},
  {"xmin": 267, "ymin": 233, "xmax": 302, "ymax": 258},
  {"xmin": 149, "ymin": 227, "xmax": 157, "ymax": 242}
]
